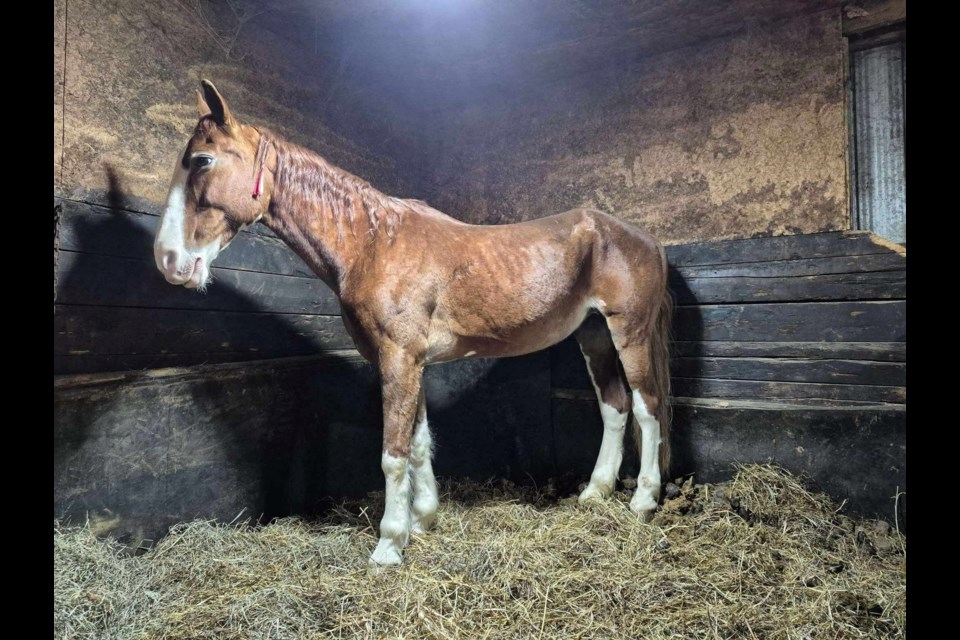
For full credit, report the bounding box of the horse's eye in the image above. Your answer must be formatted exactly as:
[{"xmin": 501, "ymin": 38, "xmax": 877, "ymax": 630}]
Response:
[{"xmin": 192, "ymin": 155, "xmax": 214, "ymax": 170}]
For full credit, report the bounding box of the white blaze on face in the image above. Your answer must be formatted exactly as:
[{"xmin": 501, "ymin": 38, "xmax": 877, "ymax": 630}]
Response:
[{"xmin": 153, "ymin": 149, "xmax": 221, "ymax": 290}]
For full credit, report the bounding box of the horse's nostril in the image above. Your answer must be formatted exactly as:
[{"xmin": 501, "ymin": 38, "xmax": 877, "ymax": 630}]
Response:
[{"xmin": 162, "ymin": 250, "xmax": 177, "ymax": 273}]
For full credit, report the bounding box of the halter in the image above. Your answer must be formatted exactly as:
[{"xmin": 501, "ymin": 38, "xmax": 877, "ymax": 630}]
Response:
[
  {"xmin": 253, "ymin": 166, "xmax": 265, "ymax": 198},
  {"xmin": 252, "ymin": 128, "xmax": 269, "ymax": 199}
]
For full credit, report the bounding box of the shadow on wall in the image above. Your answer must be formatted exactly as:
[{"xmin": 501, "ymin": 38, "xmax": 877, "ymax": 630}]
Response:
[
  {"xmin": 54, "ymin": 166, "xmax": 553, "ymax": 548},
  {"xmin": 664, "ymin": 266, "xmax": 703, "ymax": 482}
]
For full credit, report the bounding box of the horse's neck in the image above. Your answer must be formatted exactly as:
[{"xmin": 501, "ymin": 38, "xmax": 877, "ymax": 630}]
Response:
[{"xmin": 261, "ymin": 143, "xmax": 405, "ymax": 295}]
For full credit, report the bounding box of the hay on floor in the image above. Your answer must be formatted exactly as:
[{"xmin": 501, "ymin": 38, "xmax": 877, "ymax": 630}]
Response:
[{"xmin": 54, "ymin": 464, "xmax": 905, "ymax": 639}]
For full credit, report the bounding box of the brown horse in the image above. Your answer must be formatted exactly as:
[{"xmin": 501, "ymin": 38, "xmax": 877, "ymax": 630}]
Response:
[{"xmin": 154, "ymin": 81, "xmax": 673, "ymax": 566}]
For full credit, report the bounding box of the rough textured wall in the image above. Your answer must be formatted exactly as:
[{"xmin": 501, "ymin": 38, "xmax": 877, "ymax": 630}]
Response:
[
  {"xmin": 54, "ymin": 0, "xmax": 66, "ymax": 188},
  {"xmin": 53, "ymin": 0, "xmax": 408, "ymax": 209},
  {"xmin": 423, "ymin": 9, "xmax": 848, "ymax": 244}
]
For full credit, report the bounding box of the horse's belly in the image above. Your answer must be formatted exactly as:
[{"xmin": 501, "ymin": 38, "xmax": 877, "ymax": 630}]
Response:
[{"xmin": 426, "ymin": 297, "xmax": 593, "ymax": 363}]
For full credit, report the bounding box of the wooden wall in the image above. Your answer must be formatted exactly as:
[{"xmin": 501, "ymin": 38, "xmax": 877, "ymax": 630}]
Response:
[
  {"xmin": 55, "ymin": 196, "xmax": 344, "ymax": 374},
  {"xmin": 55, "ymin": 219, "xmax": 906, "ymax": 545}
]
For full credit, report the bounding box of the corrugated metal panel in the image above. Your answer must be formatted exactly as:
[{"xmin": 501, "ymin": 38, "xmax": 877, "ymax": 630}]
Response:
[{"xmin": 852, "ymin": 38, "xmax": 906, "ymax": 243}]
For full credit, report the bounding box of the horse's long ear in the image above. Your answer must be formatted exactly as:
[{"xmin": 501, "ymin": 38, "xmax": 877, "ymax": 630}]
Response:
[
  {"xmin": 199, "ymin": 79, "xmax": 236, "ymax": 127},
  {"xmin": 196, "ymin": 89, "xmax": 211, "ymax": 118}
]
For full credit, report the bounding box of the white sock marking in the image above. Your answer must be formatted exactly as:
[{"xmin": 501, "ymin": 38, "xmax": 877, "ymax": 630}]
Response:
[
  {"xmin": 409, "ymin": 415, "xmax": 439, "ymax": 534},
  {"xmin": 370, "ymin": 453, "xmax": 410, "ymax": 566},
  {"xmin": 630, "ymin": 390, "xmax": 662, "ymax": 516},
  {"xmin": 578, "ymin": 351, "xmax": 628, "ymax": 502}
]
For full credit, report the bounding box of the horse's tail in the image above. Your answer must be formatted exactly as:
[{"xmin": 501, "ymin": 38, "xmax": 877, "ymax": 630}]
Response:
[{"xmin": 647, "ymin": 244, "xmax": 673, "ymax": 476}]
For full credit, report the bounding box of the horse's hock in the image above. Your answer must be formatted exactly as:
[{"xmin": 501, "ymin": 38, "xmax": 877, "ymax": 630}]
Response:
[{"xmin": 54, "ymin": 0, "xmax": 906, "ymax": 549}]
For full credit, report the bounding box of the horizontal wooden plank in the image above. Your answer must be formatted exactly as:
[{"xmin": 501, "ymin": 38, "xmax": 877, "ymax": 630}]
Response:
[
  {"xmin": 671, "ymin": 397, "xmax": 905, "ymax": 410},
  {"xmin": 552, "ymin": 335, "xmax": 907, "ymax": 392},
  {"xmin": 54, "ymin": 305, "xmax": 354, "ymax": 364},
  {"xmin": 58, "ymin": 199, "xmax": 316, "ymax": 278},
  {"xmin": 671, "ymin": 378, "xmax": 905, "ymax": 404},
  {"xmin": 552, "ymin": 388, "xmax": 903, "ymax": 409},
  {"xmin": 843, "ymin": 0, "xmax": 905, "ymax": 36},
  {"xmin": 54, "ymin": 351, "xmax": 318, "ymax": 375},
  {"xmin": 675, "ymin": 253, "xmax": 904, "ymax": 279},
  {"xmin": 671, "ymin": 270, "xmax": 905, "ymax": 304},
  {"xmin": 553, "ymin": 353, "xmax": 903, "ymax": 391},
  {"xmin": 56, "ymin": 251, "xmax": 340, "ymax": 315},
  {"xmin": 673, "ymin": 341, "xmax": 906, "ymax": 361},
  {"xmin": 54, "ymin": 351, "xmax": 366, "ymax": 389},
  {"xmin": 673, "ymin": 357, "xmax": 905, "ymax": 386},
  {"xmin": 676, "ymin": 301, "xmax": 906, "ymax": 342},
  {"xmin": 665, "ymin": 231, "xmax": 904, "ymax": 267}
]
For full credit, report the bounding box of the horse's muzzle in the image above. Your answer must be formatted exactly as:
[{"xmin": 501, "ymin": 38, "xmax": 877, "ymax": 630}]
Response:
[{"xmin": 155, "ymin": 245, "xmax": 203, "ymax": 287}]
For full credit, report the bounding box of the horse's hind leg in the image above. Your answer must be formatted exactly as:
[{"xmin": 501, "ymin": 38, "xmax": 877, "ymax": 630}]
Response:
[
  {"xmin": 409, "ymin": 388, "xmax": 439, "ymax": 534},
  {"xmin": 575, "ymin": 313, "xmax": 633, "ymax": 503},
  {"xmin": 605, "ymin": 313, "xmax": 670, "ymax": 519}
]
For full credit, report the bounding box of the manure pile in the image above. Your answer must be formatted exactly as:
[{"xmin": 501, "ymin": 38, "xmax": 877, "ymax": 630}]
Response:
[{"xmin": 55, "ymin": 464, "xmax": 905, "ymax": 639}]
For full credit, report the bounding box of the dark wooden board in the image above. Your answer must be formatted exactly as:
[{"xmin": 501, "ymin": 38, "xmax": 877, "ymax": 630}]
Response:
[
  {"xmin": 552, "ymin": 334, "xmax": 907, "ymax": 390},
  {"xmin": 676, "ymin": 301, "xmax": 906, "ymax": 342},
  {"xmin": 671, "ymin": 270, "xmax": 905, "ymax": 304},
  {"xmin": 665, "ymin": 231, "xmax": 904, "ymax": 267},
  {"xmin": 58, "ymin": 199, "xmax": 317, "ymax": 278},
  {"xmin": 675, "ymin": 253, "xmax": 904, "ymax": 279},
  {"xmin": 672, "ymin": 357, "xmax": 905, "ymax": 386},
  {"xmin": 56, "ymin": 251, "xmax": 340, "ymax": 315},
  {"xmin": 54, "ymin": 352, "xmax": 366, "ymax": 393},
  {"xmin": 54, "ymin": 351, "xmax": 312, "ymax": 375},
  {"xmin": 553, "ymin": 379, "xmax": 905, "ymax": 405},
  {"xmin": 54, "ymin": 305, "xmax": 353, "ymax": 360},
  {"xmin": 553, "ymin": 388, "xmax": 905, "ymax": 408},
  {"xmin": 673, "ymin": 341, "xmax": 906, "ymax": 361},
  {"xmin": 55, "ymin": 352, "xmax": 553, "ymax": 545},
  {"xmin": 671, "ymin": 378, "xmax": 906, "ymax": 404}
]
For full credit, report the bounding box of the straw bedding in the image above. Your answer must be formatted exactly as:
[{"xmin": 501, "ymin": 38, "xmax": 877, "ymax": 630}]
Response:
[{"xmin": 54, "ymin": 464, "xmax": 905, "ymax": 639}]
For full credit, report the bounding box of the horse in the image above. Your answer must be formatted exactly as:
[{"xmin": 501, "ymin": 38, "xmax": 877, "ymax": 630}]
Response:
[{"xmin": 153, "ymin": 80, "xmax": 673, "ymax": 566}]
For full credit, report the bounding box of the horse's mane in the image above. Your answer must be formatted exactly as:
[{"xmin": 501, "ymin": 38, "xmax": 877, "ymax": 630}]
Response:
[{"xmin": 258, "ymin": 126, "xmax": 442, "ymax": 243}]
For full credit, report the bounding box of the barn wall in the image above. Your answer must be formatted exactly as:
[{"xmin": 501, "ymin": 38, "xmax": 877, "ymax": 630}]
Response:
[
  {"xmin": 418, "ymin": 9, "xmax": 849, "ymax": 244},
  {"xmin": 54, "ymin": 1, "xmax": 905, "ymax": 544},
  {"xmin": 53, "ymin": 0, "xmax": 410, "ymax": 208}
]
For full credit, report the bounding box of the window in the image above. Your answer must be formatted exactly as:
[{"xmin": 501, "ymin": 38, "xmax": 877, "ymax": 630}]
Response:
[{"xmin": 848, "ymin": 25, "xmax": 906, "ymax": 244}]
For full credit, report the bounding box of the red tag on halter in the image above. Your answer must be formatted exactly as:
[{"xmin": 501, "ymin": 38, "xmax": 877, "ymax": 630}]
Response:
[{"xmin": 253, "ymin": 167, "xmax": 264, "ymax": 198}]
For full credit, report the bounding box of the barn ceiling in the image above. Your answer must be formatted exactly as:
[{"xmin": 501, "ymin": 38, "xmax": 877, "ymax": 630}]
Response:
[{"xmin": 257, "ymin": 0, "xmax": 846, "ymax": 112}]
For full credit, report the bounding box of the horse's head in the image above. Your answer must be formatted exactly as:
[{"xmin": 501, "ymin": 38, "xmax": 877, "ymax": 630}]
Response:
[{"xmin": 153, "ymin": 80, "xmax": 271, "ymax": 290}]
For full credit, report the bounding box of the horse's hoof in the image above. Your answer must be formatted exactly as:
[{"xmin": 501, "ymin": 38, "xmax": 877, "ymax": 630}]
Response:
[
  {"xmin": 578, "ymin": 483, "xmax": 610, "ymax": 504},
  {"xmin": 411, "ymin": 515, "xmax": 436, "ymax": 535},
  {"xmin": 369, "ymin": 539, "xmax": 403, "ymax": 567},
  {"xmin": 629, "ymin": 492, "xmax": 658, "ymax": 520}
]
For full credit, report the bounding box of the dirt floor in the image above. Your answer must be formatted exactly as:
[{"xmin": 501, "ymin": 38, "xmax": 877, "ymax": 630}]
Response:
[{"xmin": 55, "ymin": 464, "xmax": 905, "ymax": 639}]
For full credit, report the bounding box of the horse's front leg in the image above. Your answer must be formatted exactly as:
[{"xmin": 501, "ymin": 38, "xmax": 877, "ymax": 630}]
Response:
[{"xmin": 370, "ymin": 343, "xmax": 424, "ymax": 567}]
